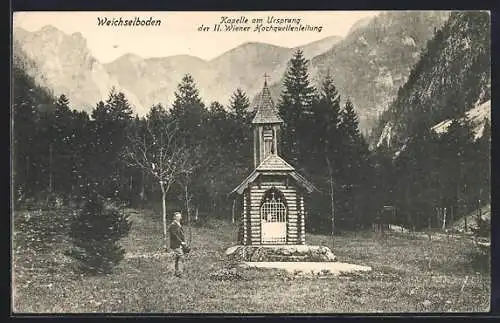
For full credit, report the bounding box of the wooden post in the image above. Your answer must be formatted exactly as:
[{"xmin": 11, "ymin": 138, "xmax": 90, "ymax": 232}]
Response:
[
  {"xmin": 253, "ymin": 128, "xmax": 258, "ymax": 168},
  {"xmin": 272, "ymin": 125, "xmax": 278, "ymax": 155},
  {"xmin": 231, "ymin": 199, "xmax": 236, "ymax": 224},
  {"xmin": 300, "ymin": 195, "xmax": 305, "ymax": 245},
  {"xmin": 258, "ymin": 127, "xmax": 264, "ymax": 164},
  {"xmin": 243, "ymin": 192, "xmax": 247, "ymax": 245}
]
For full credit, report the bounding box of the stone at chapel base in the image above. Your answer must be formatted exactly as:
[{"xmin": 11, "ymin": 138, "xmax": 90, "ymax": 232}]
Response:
[
  {"xmin": 225, "ymin": 245, "xmax": 239, "ymax": 256},
  {"xmin": 240, "ymin": 262, "xmax": 372, "ymax": 276},
  {"xmin": 225, "ymin": 244, "xmax": 337, "ymax": 262}
]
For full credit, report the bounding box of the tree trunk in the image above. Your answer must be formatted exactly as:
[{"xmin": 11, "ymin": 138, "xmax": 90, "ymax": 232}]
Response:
[
  {"xmin": 160, "ymin": 181, "xmax": 167, "ymax": 249},
  {"xmin": 464, "ymin": 210, "xmax": 468, "ymax": 233},
  {"xmin": 326, "ymin": 157, "xmax": 335, "ymax": 249},
  {"xmin": 186, "ymin": 192, "xmax": 192, "ymax": 244},
  {"xmin": 26, "ymin": 155, "xmax": 30, "ymax": 189},
  {"xmin": 26, "ymin": 155, "xmax": 29, "ymax": 179},
  {"xmin": 49, "ymin": 143, "xmax": 53, "ymax": 192},
  {"xmin": 330, "ymin": 176, "xmax": 335, "ymax": 247},
  {"xmin": 140, "ymin": 170, "xmax": 146, "ymax": 203},
  {"xmin": 442, "ymin": 207, "xmax": 447, "ymax": 231},
  {"xmin": 184, "ymin": 178, "xmax": 191, "ymax": 225},
  {"xmin": 478, "ymin": 199, "xmax": 482, "ymax": 223}
]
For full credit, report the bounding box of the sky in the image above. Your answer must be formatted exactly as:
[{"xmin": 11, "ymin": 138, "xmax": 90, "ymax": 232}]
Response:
[{"xmin": 13, "ymin": 11, "xmax": 379, "ymax": 63}]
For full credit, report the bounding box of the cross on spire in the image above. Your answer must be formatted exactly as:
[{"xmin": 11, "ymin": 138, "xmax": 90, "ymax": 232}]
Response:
[{"xmin": 263, "ymin": 73, "xmax": 270, "ymax": 84}]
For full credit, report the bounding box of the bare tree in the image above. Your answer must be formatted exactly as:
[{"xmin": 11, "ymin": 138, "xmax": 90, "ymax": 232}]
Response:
[
  {"xmin": 123, "ymin": 118, "xmax": 185, "ymax": 249},
  {"xmin": 325, "ymin": 157, "xmax": 335, "ymax": 249},
  {"xmin": 177, "ymin": 144, "xmax": 212, "ymax": 232}
]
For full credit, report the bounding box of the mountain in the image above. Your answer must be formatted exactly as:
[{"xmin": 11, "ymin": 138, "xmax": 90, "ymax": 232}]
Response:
[
  {"xmin": 107, "ymin": 37, "xmax": 342, "ymax": 110},
  {"xmin": 432, "ymin": 100, "xmax": 490, "ymax": 140},
  {"xmin": 104, "ymin": 53, "xmax": 210, "ymax": 111},
  {"xmin": 13, "ymin": 24, "xmax": 341, "ymax": 115},
  {"xmin": 374, "ymin": 11, "xmax": 491, "ymax": 150},
  {"xmin": 208, "ymin": 36, "xmax": 342, "ymax": 107},
  {"xmin": 347, "ymin": 17, "xmax": 372, "ymax": 34},
  {"xmin": 260, "ymin": 11, "xmax": 451, "ymax": 132},
  {"xmin": 13, "ymin": 26, "xmax": 145, "ymax": 115}
]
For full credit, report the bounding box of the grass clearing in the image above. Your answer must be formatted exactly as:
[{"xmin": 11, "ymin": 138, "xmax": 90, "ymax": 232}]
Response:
[{"xmin": 12, "ymin": 206, "xmax": 490, "ymax": 313}]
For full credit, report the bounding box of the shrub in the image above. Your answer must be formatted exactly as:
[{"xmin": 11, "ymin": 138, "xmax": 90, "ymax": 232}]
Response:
[
  {"xmin": 67, "ymin": 193, "xmax": 132, "ymax": 275},
  {"xmin": 471, "ymin": 215, "xmax": 490, "ymax": 238},
  {"xmin": 468, "ymin": 213, "xmax": 491, "ymax": 273}
]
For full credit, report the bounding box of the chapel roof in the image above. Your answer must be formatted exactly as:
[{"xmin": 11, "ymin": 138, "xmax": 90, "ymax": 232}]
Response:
[
  {"xmin": 256, "ymin": 154, "xmax": 294, "ymax": 171},
  {"xmin": 252, "ymin": 79, "xmax": 284, "ymax": 124},
  {"xmin": 230, "ymin": 154, "xmax": 318, "ymax": 195}
]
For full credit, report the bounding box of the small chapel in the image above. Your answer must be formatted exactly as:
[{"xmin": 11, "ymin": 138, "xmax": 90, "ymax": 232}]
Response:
[{"xmin": 230, "ymin": 77, "xmax": 318, "ymax": 246}]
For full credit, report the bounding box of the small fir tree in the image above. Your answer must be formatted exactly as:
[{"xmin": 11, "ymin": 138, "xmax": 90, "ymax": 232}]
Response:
[{"xmin": 68, "ymin": 191, "xmax": 131, "ymax": 275}]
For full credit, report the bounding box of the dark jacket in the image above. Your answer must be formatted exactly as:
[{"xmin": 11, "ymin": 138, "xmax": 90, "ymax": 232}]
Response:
[{"xmin": 168, "ymin": 221, "xmax": 185, "ymax": 249}]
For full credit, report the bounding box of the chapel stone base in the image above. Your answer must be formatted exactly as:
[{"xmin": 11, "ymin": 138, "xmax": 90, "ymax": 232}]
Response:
[{"xmin": 225, "ymin": 244, "xmax": 337, "ymax": 262}]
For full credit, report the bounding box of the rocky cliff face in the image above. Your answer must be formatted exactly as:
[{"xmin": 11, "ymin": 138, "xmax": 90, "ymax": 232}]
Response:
[
  {"xmin": 373, "ymin": 11, "xmax": 491, "ymax": 150},
  {"xmin": 13, "ymin": 26, "xmax": 145, "ymax": 114}
]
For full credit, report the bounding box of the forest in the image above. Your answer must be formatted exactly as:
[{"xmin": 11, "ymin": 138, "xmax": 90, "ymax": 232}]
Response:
[{"xmin": 12, "ymin": 13, "xmax": 490, "ymax": 235}]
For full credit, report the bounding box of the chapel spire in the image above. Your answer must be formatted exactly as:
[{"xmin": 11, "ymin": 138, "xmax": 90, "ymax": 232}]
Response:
[{"xmin": 252, "ymin": 74, "xmax": 283, "ymax": 125}]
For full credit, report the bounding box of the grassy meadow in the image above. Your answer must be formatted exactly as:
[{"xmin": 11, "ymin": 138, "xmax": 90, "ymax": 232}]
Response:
[{"xmin": 12, "ymin": 204, "xmax": 490, "ymax": 313}]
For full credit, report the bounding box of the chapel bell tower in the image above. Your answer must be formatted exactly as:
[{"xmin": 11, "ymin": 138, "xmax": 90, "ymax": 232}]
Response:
[{"xmin": 252, "ymin": 77, "xmax": 284, "ymax": 168}]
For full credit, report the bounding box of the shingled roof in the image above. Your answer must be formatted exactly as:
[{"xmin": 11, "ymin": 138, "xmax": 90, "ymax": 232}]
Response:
[
  {"xmin": 252, "ymin": 80, "xmax": 284, "ymax": 124},
  {"xmin": 230, "ymin": 154, "xmax": 318, "ymax": 195},
  {"xmin": 256, "ymin": 154, "xmax": 294, "ymax": 171},
  {"xmin": 229, "ymin": 168, "xmax": 318, "ymax": 195}
]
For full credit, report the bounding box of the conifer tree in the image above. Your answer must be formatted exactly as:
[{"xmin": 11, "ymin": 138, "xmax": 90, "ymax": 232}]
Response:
[
  {"xmin": 170, "ymin": 74, "xmax": 206, "ymax": 146},
  {"xmin": 90, "ymin": 88, "xmax": 134, "ymax": 197},
  {"xmin": 440, "ymin": 115, "xmax": 476, "ymax": 221},
  {"xmin": 228, "ymin": 88, "xmax": 251, "ymax": 121},
  {"xmin": 278, "ymin": 49, "xmax": 316, "ymax": 166},
  {"xmin": 474, "ymin": 118, "xmax": 491, "ymax": 214},
  {"xmin": 308, "ymin": 73, "xmax": 342, "ymax": 237},
  {"xmin": 51, "ymin": 94, "xmax": 74, "ymax": 194},
  {"xmin": 68, "ymin": 191, "xmax": 131, "ymax": 275},
  {"xmin": 228, "ymin": 89, "xmax": 252, "ymax": 166},
  {"xmin": 311, "ymin": 73, "xmax": 342, "ymax": 167},
  {"xmin": 337, "ymin": 99, "xmax": 371, "ymax": 229},
  {"xmin": 339, "ymin": 99, "xmax": 361, "ymax": 142},
  {"xmin": 12, "ymin": 60, "xmax": 52, "ymax": 198}
]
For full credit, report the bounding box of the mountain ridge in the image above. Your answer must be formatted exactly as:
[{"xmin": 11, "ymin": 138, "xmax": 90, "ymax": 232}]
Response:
[{"xmin": 13, "ymin": 24, "xmax": 343, "ymax": 115}]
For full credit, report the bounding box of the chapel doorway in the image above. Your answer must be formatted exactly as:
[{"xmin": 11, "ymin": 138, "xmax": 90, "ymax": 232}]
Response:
[{"xmin": 260, "ymin": 188, "xmax": 287, "ymax": 244}]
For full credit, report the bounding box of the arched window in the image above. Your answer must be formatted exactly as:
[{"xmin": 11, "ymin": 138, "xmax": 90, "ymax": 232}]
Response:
[{"xmin": 260, "ymin": 188, "xmax": 287, "ymax": 223}]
